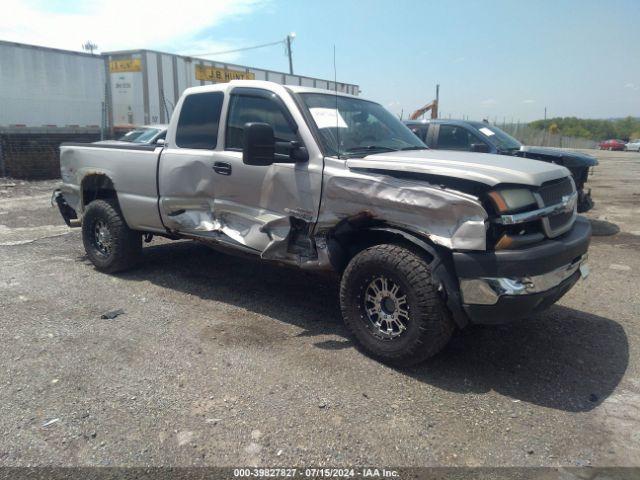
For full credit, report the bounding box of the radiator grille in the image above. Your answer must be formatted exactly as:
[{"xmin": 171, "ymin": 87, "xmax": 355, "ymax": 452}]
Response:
[
  {"xmin": 537, "ymin": 177, "xmax": 576, "ymax": 237},
  {"xmin": 548, "ymin": 210, "xmax": 574, "ymax": 231},
  {"xmin": 539, "ymin": 177, "xmax": 574, "ymax": 207}
]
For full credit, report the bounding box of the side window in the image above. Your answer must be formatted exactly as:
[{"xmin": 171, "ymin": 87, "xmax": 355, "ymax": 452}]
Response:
[
  {"xmin": 408, "ymin": 125, "xmax": 427, "ymax": 142},
  {"xmin": 225, "ymin": 93, "xmax": 297, "ymax": 150},
  {"xmin": 175, "ymin": 92, "xmax": 224, "ymax": 149},
  {"xmin": 437, "ymin": 125, "xmax": 484, "ymax": 151}
]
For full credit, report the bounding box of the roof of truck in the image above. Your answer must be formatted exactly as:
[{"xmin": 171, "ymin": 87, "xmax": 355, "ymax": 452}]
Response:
[
  {"xmin": 285, "ymin": 84, "xmax": 359, "ymax": 98},
  {"xmin": 404, "ymin": 119, "xmax": 489, "ymax": 128},
  {"xmin": 183, "ymin": 80, "xmax": 359, "ymax": 99}
]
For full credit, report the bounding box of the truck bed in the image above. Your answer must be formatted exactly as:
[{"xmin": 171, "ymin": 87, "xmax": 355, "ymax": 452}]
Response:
[{"xmin": 58, "ymin": 142, "xmax": 165, "ymax": 232}]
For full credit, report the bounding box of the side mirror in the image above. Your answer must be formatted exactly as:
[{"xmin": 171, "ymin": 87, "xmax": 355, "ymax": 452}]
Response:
[
  {"xmin": 243, "ymin": 122, "xmax": 275, "ymax": 166},
  {"xmin": 471, "ymin": 143, "xmax": 490, "ymax": 153},
  {"xmin": 155, "ymin": 138, "xmax": 165, "ymax": 146},
  {"xmin": 286, "ymin": 141, "xmax": 309, "ymax": 163}
]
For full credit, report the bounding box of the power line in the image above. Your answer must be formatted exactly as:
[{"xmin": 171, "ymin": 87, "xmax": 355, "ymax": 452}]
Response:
[{"xmin": 187, "ymin": 39, "xmax": 285, "ymax": 58}]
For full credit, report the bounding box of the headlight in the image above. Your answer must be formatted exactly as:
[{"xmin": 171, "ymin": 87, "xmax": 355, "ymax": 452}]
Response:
[{"xmin": 488, "ymin": 188, "xmax": 537, "ymax": 213}]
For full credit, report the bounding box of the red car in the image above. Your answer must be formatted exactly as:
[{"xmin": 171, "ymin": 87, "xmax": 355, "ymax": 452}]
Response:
[{"xmin": 598, "ymin": 139, "xmax": 626, "ymax": 151}]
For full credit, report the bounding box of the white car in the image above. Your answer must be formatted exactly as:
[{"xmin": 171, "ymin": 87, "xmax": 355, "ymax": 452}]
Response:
[{"xmin": 625, "ymin": 139, "xmax": 640, "ymax": 152}]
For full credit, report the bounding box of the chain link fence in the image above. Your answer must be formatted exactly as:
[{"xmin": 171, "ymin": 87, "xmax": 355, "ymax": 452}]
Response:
[
  {"xmin": 500, "ymin": 123, "xmax": 597, "ymax": 150},
  {"xmin": 0, "ymin": 131, "xmax": 101, "ymax": 179}
]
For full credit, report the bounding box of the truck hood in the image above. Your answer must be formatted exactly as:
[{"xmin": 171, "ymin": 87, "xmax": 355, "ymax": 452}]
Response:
[
  {"xmin": 517, "ymin": 145, "xmax": 599, "ymax": 168},
  {"xmin": 345, "ymin": 149, "xmax": 570, "ymax": 187}
]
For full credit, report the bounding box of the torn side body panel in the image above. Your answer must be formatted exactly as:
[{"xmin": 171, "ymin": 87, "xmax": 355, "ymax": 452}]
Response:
[
  {"xmin": 163, "ymin": 199, "xmax": 288, "ymax": 251},
  {"xmin": 160, "ymin": 159, "xmax": 489, "ymax": 272},
  {"xmin": 180, "ymin": 209, "xmax": 322, "ymax": 269}
]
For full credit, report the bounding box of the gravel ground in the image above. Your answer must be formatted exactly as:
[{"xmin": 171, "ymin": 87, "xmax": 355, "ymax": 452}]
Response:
[{"xmin": 0, "ymin": 149, "xmax": 639, "ymax": 467}]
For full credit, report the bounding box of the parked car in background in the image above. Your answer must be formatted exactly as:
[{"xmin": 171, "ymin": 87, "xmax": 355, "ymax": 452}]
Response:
[
  {"xmin": 95, "ymin": 125, "xmax": 168, "ymax": 146},
  {"xmin": 598, "ymin": 139, "xmax": 626, "ymax": 151},
  {"xmin": 405, "ymin": 119, "xmax": 598, "ymax": 212},
  {"xmin": 624, "ymin": 139, "xmax": 640, "ymax": 152}
]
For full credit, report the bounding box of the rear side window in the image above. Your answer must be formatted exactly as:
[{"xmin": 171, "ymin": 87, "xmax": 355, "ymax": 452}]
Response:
[{"xmin": 175, "ymin": 92, "xmax": 224, "ymax": 149}]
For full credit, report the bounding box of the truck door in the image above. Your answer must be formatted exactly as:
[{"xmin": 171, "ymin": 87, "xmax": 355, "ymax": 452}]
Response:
[
  {"xmin": 157, "ymin": 91, "xmax": 224, "ymax": 234},
  {"xmin": 210, "ymin": 86, "xmax": 322, "ymax": 253}
]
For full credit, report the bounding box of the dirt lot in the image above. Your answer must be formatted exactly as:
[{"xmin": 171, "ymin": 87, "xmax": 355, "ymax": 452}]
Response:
[{"xmin": 0, "ymin": 149, "xmax": 639, "ymax": 467}]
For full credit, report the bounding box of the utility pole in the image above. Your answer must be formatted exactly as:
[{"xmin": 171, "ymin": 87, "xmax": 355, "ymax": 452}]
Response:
[
  {"xmin": 544, "ymin": 106, "xmax": 547, "ymax": 121},
  {"xmin": 434, "ymin": 84, "xmax": 439, "ymax": 118},
  {"xmin": 286, "ymin": 32, "xmax": 296, "ymax": 75}
]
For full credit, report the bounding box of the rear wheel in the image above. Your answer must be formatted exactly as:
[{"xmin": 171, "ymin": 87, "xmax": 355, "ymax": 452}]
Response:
[
  {"xmin": 82, "ymin": 199, "xmax": 142, "ymax": 273},
  {"xmin": 340, "ymin": 244, "xmax": 455, "ymax": 366}
]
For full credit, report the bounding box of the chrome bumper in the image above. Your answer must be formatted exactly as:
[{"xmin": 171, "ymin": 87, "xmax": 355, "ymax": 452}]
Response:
[{"xmin": 459, "ymin": 254, "xmax": 589, "ymax": 306}]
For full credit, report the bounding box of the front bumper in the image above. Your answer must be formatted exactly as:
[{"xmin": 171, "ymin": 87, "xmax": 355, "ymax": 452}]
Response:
[{"xmin": 453, "ymin": 216, "xmax": 591, "ymax": 324}]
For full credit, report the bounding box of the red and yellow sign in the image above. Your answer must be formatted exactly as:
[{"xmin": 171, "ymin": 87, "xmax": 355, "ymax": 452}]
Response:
[{"xmin": 195, "ymin": 65, "xmax": 255, "ymax": 82}]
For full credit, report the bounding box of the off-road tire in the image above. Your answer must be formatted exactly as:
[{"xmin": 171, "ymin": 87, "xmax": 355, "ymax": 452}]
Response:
[
  {"xmin": 82, "ymin": 199, "xmax": 142, "ymax": 273},
  {"xmin": 340, "ymin": 244, "xmax": 455, "ymax": 366}
]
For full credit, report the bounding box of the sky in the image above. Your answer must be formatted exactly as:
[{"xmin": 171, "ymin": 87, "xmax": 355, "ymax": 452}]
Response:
[{"xmin": 1, "ymin": 0, "xmax": 639, "ymax": 121}]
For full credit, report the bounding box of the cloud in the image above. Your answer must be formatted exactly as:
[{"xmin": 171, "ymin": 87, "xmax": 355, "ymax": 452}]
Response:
[
  {"xmin": 0, "ymin": 0, "xmax": 265, "ymax": 60},
  {"xmin": 452, "ymin": 56, "xmax": 465, "ymax": 63},
  {"xmin": 522, "ymin": 99, "xmax": 535, "ymax": 104},
  {"xmin": 481, "ymin": 98, "xmax": 496, "ymax": 106},
  {"xmin": 624, "ymin": 82, "xmax": 639, "ymax": 90}
]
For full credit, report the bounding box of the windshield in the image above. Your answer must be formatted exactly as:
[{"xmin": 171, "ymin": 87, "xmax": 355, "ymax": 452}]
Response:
[
  {"xmin": 299, "ymin": 93, "xmax": 426, "ymax": 157},
  {"xmin": 118, "ymin": 128, "xmax": 161, "ymax": 143},
  {"xmin": 474, "ymin": 124, "xmax": 521, "ymax": 151}
]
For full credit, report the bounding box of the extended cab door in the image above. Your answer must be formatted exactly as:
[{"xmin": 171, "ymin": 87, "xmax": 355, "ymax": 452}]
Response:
[
  {"xmin": 157, "ymin": 90, "xmax": 225, "ymax": 234},
  {"xmin": 209, "ymin": 86, "xmax": 323, "ymax": 253}
]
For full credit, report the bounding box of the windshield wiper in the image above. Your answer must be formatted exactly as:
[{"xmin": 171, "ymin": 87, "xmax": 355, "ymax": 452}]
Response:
[
  {"xmin": 399, "ymin": 146, "xmax": 428, "ymax": 151},
  {"xmin": 345, "ymin": 145, "xmax": 398, "ymax": 153}
]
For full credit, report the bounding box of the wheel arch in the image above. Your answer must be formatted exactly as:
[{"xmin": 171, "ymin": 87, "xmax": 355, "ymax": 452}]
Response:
[
  {"xmin": 80, "ymin": 173, "xmax": 120, "ymax": 212},
  {"xmin": 328, "ymin": 225, "xmax": 469, "ymax": 329}
]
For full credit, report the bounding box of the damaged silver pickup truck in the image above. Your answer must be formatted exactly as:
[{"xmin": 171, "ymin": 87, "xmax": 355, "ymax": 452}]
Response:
[{"xmin": 53, "ymin": 80, "xmax": 591, "ymax": 365}]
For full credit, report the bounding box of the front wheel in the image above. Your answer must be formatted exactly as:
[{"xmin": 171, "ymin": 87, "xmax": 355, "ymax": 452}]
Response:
[
  {"xmin": 82, "ymin": 199, "xmax": 142, "ymax": 273},
  {"xmin": 340, "ymin": 244, "xmax": 454, "ymax": 366}
]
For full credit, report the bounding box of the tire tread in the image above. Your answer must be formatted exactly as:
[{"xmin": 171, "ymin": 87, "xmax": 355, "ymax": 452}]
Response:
[
  {"xmin": 82, "ymin": 199, "xmax": 141, "ymax": 273},
  {"xmin": 340, "ymin": 243, "xmax": 454, "ymax": 366}
]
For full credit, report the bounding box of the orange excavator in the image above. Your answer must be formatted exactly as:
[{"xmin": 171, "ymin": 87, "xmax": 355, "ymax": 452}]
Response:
[
  {"xmin": 408, "ymin": 84, "xmax": 440, "ymax": 120},
  {"xmin": 409, "ymin": 100, "xmax": 438, "ymax": 120}
]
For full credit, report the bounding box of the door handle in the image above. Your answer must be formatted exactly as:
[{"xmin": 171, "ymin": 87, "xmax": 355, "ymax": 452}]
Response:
[{"xmin": 213, "ymin": 161, "xmax": 232, "ymax": 175}]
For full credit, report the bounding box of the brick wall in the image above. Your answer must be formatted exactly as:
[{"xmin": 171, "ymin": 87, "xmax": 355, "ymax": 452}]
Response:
[{"xmin": 0, "ymin": 133, "xmax": 101, "ymax": 179}]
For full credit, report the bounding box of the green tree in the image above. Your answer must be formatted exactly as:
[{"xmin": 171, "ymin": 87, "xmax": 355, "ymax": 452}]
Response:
[{"xmin": 528, "ymin": 116, "xmax": 640, "ymax": 141}]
